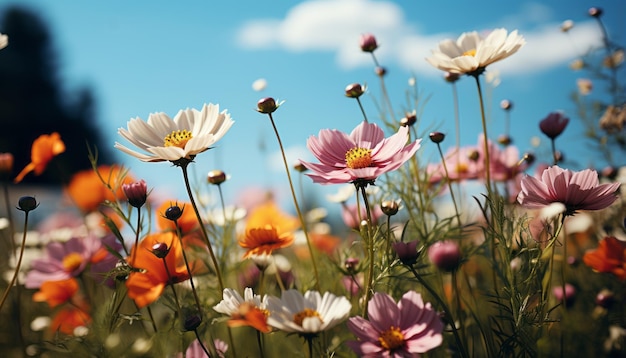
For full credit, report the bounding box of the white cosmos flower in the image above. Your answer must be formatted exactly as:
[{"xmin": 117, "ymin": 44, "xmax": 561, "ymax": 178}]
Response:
[
  {"xmin": 426, "ymin": 28, "xmax": 525, "ymax": 75},
  {"xmin": 213, "ymin": 287, "xmax": 266, "ymax": 315},
  {"xmin": 266, "ymin": 289, "xmax": 351, "ymax": 334},
  {"xmin": 115, "ymin": 103, "xmax": 234, "ymax": 162}
]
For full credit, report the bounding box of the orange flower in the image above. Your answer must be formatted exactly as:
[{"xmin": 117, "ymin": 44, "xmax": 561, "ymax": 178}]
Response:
[
  {"xmin": 125, "ymin": 232, "xmax": 190, "ymax": 308},
  {"xmin": 583, "ymin": 236, "xmax": 626, "ymax": 280},
  {"xmin": 14, "ymin": 132, "xmax": 65, "ymax": 183},
  {"xmin": 66, "ymin": 165, "xmax": 134, "ymax": 212},
  {"xmin": 228, "ymin": 302, "xmax": 271, "ymax": 333},
  {"xmin": 156, "ymin": 201, "xmax": 199, "ymax": 234},
  {"xmin": 239, "ymin": 201, "xmax": 300, "ymax": 258},
  {"xmin": 49, "ymin": 305, "xmax": 91, "ymax": 335},
  {"xmin": 33, "ymin": 278, "xmax": 79, "ymax": 308}
]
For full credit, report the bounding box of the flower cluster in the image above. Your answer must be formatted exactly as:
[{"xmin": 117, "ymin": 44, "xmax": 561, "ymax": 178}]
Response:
[{"xmin": 1, "ymin": 7, "xmax": 626, "ymax": 357}]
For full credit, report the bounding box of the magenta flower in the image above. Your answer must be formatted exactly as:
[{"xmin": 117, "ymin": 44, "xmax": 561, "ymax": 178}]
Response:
[
  {"xmin": 539, "ymin": 112, "xmax": 569, "ymax": 139},
  {"xmin": 300, "ymin": 121, "xmax": 421, "ymax": 185},
  {"xmin": 360, "ymin": 33, "xmax": 378, "ymax": 52},
  {"xmin": 517, "ymin": 166, "xmax": 620, "ymax": 216},
  {"xmin": 347, "ymin": 290, "xmax": 443, "ymax": 357}
]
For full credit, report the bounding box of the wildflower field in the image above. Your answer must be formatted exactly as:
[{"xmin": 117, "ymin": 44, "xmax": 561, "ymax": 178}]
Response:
[{"xmin": 1, "ymin": 5, "xmax": 626, "ymax": 358}]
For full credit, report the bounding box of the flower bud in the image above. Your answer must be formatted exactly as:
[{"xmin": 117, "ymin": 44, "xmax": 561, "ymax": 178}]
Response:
[
  {"xmin": 400, "ymin": 111, "xmax": 417, "ymax": 127},
  {"xmin": 345, "ymin": 83, "xmax": 365, "ymax": 98},
  {"xmin": 359, "ymin": 33, "xmax": 378, "ymax": 52},
  {"xmin": 183, "ymin": 313, "xmax": 203, "ymax": 331},
  {"xmin": 381, "ymin": 200, "xmax": 399, "ymax": 216},
  {"xmin": 344, "ymin": 257, "xmax": 359, "ymax": 273},
  {"xmin": 553, "ymin": 283, "xmax": 576, "ymax": 307},
  {"xmin": 522, "ymin": 152, "xmax": 535, "ymax": 166},
  {"xmin": 17, "ymin": 196, "xmax": 38, "ymax": 212},
  {"xmin": 293, "ymin": 162, "xmax": 308, "ymax": 173},
  {"xmin": 151, "ymin": 242, "xmax": 170, "ymax": 259},
  {"xmin": 123, "ymin": 179, "xmax": 148, "ymax": 208},
  {"xmin": 560, "ymin": 20, "xmax": 574, "ymax": 32},
  {"xmin": 428, "ymin": 241, "xmax": 461, "ymax": 272},
  {"xmin": 539, "ymin": 112, "xmax": 569, "ymax": 139},
  {"xmin": 164, "ymin": 204, "xmax": 184, "ymax": 221},
  {"xmin": 207, "ymin": 170, "xmax": 227, "ymax": 185},
  {"xmin": 375, "ymin": 66, "xmax": 387, "ymax": 77},
  {"xmin": 468, "ymin": 150, "xmax": 480, "ymax": 161},
  {"xmin": 429, "ymin": 132, "xmax": 445, "ymax": 144},
  {"xmin": 588, "ymin": 7, "xmax": 602, "ymax": 18},
  {"xmin": 444, "ymin": 72, "xmax": 460, "ymax": 83},
  {"xmin": 497, "ymin": 134, "xmax": 512, "ymax": 146},
  {"xmin": 601, "ymin": 166, "xmax": 618, "ymax": 180},
  {"xmin": 595, "ymin": 289, "xmax": 615, "ymax": 308},
  {"xmin": 393, "ymin": 240, "xmax": 419, "ymax": 265},
  {"xmin": 256, "ymin": 97, "xmax": 278, "ymax": 114},
  {"xmin": 0, "ymin": 153, "xmax": 13, "ymax": 175},
  {"xmin": 500, "ymin": 99, "xmax": 513, "ymax": 111}
]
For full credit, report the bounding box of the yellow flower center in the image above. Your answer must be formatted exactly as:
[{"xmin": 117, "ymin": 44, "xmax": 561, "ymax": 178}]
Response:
[
  {"xmin": 345, "ymin": 147, "xmax": 373, "ymax": 169},
  {"xmin": 378, "ymin": 326, "xmax": 405, "ymax": 350},
  {"xmin": 456, "ymin": 163, "xmax": 469, "ymax": 174},
  {"xmin": 463, "ymin": 49, "xmax": 476, "ymax": 57},
  {"xmin": 62, "ymin": 252, "xmax": 84, "ymax": 272},
  {"xmin": 164, "ymin": 130, "xmax": 193, "ymax": 148},
  {"xmin": 293, "ymin": 308, "xmax": 323, "ymax": 327}
]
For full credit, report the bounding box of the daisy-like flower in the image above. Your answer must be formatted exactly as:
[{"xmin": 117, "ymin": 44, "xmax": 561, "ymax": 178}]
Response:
[
  {"xmin": 517, "ymin": 166, "xmax": 620, "ymax": 216},
  {"xmin": 347, "ymin": 290, "xmax": 443, "ymax": 357},
  {"xmin": 115, "ymin": 103, "xmax": 234, "ymax": 163},
  {"xmin": 426, "ymin": 28, "xmax": 525, "ymax": 76},
  {"xmin": 14, "ymin": 132, "xmax": 65, "ymax": 183},
  {"xmin": 300, "ymin": 121, "xmax": 421, "ymax": 185},
  {"xmin": 213, "ymin": 287, "xmax": 270, "ymax": 333},
  {"xmin": 266, "ymin": 289, "xmax": 351, "ymax": 335},
  {"xmin": 583, "ymin": 236, "xmax": 626, "ymax": 280},
  {"xmin": 238, "ymin": 201, "xmax": 300, "ymax": 258}
]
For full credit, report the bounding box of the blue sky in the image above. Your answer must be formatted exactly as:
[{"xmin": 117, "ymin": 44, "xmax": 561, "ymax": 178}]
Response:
[{"xmin": 2, "ymin": 0, "xmax": 624, "ymax": 207}]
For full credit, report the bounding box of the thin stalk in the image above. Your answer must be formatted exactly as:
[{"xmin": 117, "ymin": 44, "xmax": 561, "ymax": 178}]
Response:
[
  {"xmin": 356, "ymin": 97, "xmax": 369, "ymax": 122},
  {"xmin": 472, "ymin": 75, "xmax": 492, "ymax": 195},
  {"xmin": 179, "ymin": 163, "xmax": 225, "ymax": 292},
  {"xmin": 130, "ymin": 206, "xmax": 141, "ymax": 267},
  {"xmin": 359, "ymin": 184, "xmax": 375, "ymax": 317},
  {"xmin": 174, "ymin": 222, "xmax": 203, "ymax": 315},
  {"xmin": 436, "ymin": 142, "xmax": 462, "ymax": 229},
  {"xmin": 0, "ymin": 209, "xmax": 29, "ymax": 310},
  {"xmin": 267, "ymin": 113, "xmax": 320, "ymax": 291}
]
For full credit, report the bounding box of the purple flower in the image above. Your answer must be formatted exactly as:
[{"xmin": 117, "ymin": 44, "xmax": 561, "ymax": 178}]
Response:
[
  {"xmin": 24, "ymin": 234, "xmax": 121, "ymax": 289},
  {"xmin": 393, "ymin": 241, "xmax": 419, "ymax": 265},
  {"xmin": 122, "ymin": 179, "xmax": 148, "ymax": 208},
  {"xmin": 428, "ymin": 241, "xmax": 461, "ymax": 272},
  {"xmin": 347, "ymin": 291, "xmax": 443, "ymax": 357},
  {"xmin": 539, "ymin": 112, "xmax": 569, "ymax": 139},
  {"xmin": 517, "ymin": 166, "xmax": 620, "ymax": 216},
  {"xmin": 359, "ymin": 33, "xmax": 378, "ymax": 52}
]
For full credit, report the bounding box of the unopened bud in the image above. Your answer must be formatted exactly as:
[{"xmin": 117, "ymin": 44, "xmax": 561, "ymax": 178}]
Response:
[
  {"xmin": 381, "ymin": 200, "xmax": 399, "ymax": 216},
  {"xmin": 293, "ymin": 162, "xmax": 307, "ymax": 173},
  {"xmin": 429, "ymin": 132, "xmax": 445, "ymax": 144},
  {"xmin": 151, "ymin": 242, "xmax": 170, "ymax": 259},
  {"xmin": 344, "ymin": 257, "xmax": 359, "ymax": 272},
  {"xmin": 183, "ymin": 313, "xmax": 202, "ymax": 331},
  {"xmin": 257, "ymin": 97, "xmax": 278, "ymax": 114},
  {"xmin": 497, "ymin": 134, "xmax": 512, "ymax": 146},
  {"xmin": 500, "ymin": 99, "xmax": 513, "ymax": 111},
  {"xmin": 123, "ymin": 180, "xmax": 148, "ymax": 208},
  {"xmin": 588, "ymin": 7, "xmax": 602, "ymax": 18},
  {"xmin": 17, "ymin": 196, "xmax": 38, "ymax": 212},
  {"xmin": 345, "ymin": 83, "xmax": 365, "ymax": 98},
  {"xmin": 400, "ymin": 111, "xmax": 417, "ymax": 127},
  {"xmin": 164, "ymin": 204, "xmax": 184, "ymax": 221},
  {"xmin": 375, "ymin": 66, "xmax": 387, "ymax": 77},
  {"xmin": 359, "ymin": 33, "xmax": 378, "ymax": 53},
  {"xmin": 444, "ymin": 72, "xmax": 460, "ymax": 83},
  {"xmin": 207, "ymin": 170, "xmax": 227, "ymax": 185}
]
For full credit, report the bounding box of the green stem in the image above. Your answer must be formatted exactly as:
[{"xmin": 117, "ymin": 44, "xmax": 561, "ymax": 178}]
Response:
[
  {"xmin": 267, "ymin": 113, "xmax": 320, "ymax": 291},
  {"xmin": 359, "ymin": 184, "xmax": 375, "ymax": 317},
  {"xmin": 0, "ymin": 210, "xmax": 29, "ymax": 310},
  {"xmin": 436, "ymin": 142, "xmax": 462, "ymax": 229},
  {"xmin": 472, "ymin": 74, "xmax": 492, "ymax": 195},
  {"xmin": 356, "ymin": 97, "xmax": 369, "ymax": 122}
]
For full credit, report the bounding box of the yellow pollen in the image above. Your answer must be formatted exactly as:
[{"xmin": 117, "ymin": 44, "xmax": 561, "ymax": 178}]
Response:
[
  {"xmin": 62, "ymin": 252, "xmax": 84, "ymax": 272},
  {"xmin": 463, "ymin": 49, "xmax": 476, "ymax": 57},
  {"xmin": 164, "ymin": 129, "xmax": 193, "ymax": 148},
  {"xmin": 293, "ymin": 308, "xmax": 323, "ymax": 327},
  {"xmin": 345, "ymin": 147, "xmax": 373, "ymax": 169},
  {"xmin": 378, "ymin": 326, "xmax": 405, "ymax": 350},
  {"xmin": 456, "ymin": 163, "xmax": 469, "ymax": 174}
]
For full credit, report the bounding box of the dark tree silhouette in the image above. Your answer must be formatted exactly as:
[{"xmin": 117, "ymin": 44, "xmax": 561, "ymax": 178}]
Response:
[{"xmin": 0, "ymin": 5, "xmax": 114, "ymax": 185}]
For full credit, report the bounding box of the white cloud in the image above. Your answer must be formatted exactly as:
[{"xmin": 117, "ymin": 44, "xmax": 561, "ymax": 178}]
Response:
[{"xmin": 236, "ymin": 0, "xmax": 604, "ymax": 77}]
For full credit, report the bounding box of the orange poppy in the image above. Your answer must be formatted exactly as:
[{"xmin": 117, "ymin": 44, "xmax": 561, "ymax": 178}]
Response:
[
  {"xmin": 65, "ymin": 165, "xmax": 134, "ymax": 212},
  {"xmin": 125, "ymin": 232, "xmax": 190, "ymax": 308},
  {"xmin": 156, "ymin": 201, "xmax": 199, "ymax": 234},
  {"xmin": 583, "ymin": 236, "xmax": 626, "ymax": 280},
  {"xmin": 33, "ymin": 278, "xmax": 79, "ymax": 308},
  {"xmin": 14, "ymin": 132, "xmax": 65, "ymax": 183},
  {"xmin": 49, "ymin": 305, "xmax": 91, "ymax": 335},
  {"xmin": 239, "ymin": 201, "xmax": 300, "ymax": 258},
  {"xmin": 228, "ymin": 302, "xmax": 271, "ymax": 333}
]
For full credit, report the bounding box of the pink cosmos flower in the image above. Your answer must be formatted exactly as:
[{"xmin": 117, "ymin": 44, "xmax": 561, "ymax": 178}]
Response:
[
  {"xmin": 347, "ymin": 290, "xmax": 443, "ymax": 357},
  {"xmin": 300, "ymin": 121, "xmax": 421, "ymax": 185},
  {"xmin": 427, "ymin": 146, "xmax": 480, "ymax": 184},
  {"xmin": 475, "ymin": 134, "xmax": 527, "ymax": 182},
  {"xmin": 517, "ymin": 166, "xmax": 620, "ymax": 216},
  {"xmin": 24, "ymin": 234, "xmax": 121, "ymax": 289}
]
